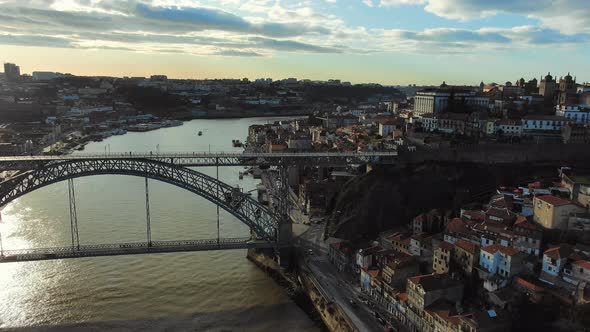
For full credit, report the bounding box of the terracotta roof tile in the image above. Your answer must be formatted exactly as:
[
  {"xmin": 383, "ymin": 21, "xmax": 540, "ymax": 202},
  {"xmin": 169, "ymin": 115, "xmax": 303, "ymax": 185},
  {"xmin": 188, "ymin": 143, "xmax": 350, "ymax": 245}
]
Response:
[
  {"xmin": 455, "ymin": 239, "xmax": 478, "ymax": 255},
  {"xmin": 481, "ymin": 244, "xmax": 519, "ymax": 256},
  {"xmin": 573, "ymin": 260, "xmax": 590, "ymax": 270},
  {"xmin": 544, "ymin": 245, "xmax": 573, "ymax": 260},
  {"xmin": 536, "ymin": 195, "xmax": 573, "ymax": 207},
  {"xmin": 438, "ymin": 241, "xmax": 454, "ymax": 252}
]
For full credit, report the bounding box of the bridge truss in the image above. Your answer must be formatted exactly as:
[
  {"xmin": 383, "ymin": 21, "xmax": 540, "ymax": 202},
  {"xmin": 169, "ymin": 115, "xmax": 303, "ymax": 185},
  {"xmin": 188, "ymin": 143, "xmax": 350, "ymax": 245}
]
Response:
[{"xmin": 0, "ymin": 152, "xmax": 397, "ymax": 263}]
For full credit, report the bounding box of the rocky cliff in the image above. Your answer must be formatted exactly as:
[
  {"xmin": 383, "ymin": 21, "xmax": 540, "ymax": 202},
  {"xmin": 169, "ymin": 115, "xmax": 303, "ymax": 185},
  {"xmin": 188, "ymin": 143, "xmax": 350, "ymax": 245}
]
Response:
[{"xmin": 325, "ymin": 162, "xmax": 558, "ymax": 241}]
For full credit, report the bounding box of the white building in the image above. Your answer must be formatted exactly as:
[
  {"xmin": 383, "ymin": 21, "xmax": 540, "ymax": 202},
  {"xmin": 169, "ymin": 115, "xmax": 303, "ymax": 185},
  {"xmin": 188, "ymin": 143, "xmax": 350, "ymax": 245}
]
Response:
[
  {"xmin": 378, "ymin": 122, "xmax": 397, "ymax": 136},
  {"xmin": 496, "ymin": 120, "xmax": 523, "ymax": 137},
  {"xmin": 521, "ymin": 115, "xmax": 572, "ymax": 133},
  {"xmin": 418, "ymin": 113, "xmax": 438, "ymax": 132},
  {"xmin": 413, "ymin": 90, "xmax": 488, "ymax": 116},
  {"xmin": 32, "ymin": 71, "xmax": 63, "ymax": 81},
  {"xmin": 555, "ymin": 105, "xmax": 590, "ymax": 124}
]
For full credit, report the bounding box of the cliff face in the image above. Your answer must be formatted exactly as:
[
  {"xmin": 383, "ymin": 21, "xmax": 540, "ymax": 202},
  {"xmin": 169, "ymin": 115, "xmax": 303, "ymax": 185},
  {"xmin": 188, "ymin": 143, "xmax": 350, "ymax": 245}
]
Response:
[{"xmin": 325, "ymin": 162, "xmax": 556, "ymax": 241}]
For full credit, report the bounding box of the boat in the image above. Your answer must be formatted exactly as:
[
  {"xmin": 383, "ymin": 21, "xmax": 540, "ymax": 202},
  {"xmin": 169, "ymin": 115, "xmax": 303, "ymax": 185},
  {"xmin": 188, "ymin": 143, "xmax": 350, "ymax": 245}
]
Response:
[
  {"xmin": 239, "ymin": 172, "xmax": 244, "ymax": 180},
  {"xmin": 198, "ymin": 131, "xmax": 203, "ymax": 136}
]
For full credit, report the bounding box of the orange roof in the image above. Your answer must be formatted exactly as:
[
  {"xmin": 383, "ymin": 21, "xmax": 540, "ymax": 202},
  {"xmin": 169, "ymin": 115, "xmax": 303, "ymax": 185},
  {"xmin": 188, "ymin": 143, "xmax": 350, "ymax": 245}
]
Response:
[
  {"xmin": 397, "ymin": 292, "xmax": 408, "ymax": 302},
  {"xmin": 481, "ymin": 244, "xmax": 519, "ymax": 256},
  {"xmin": 513, "ymin": 276, "xmax": 544, "ymax": 292},
  {"xmin": 454, "ymin": 239, "xmax": 478, "ymax": 255},
  {"xmin": 438, "ymin": 241, "xmax": 454, "ymax": 252},
  {"xmin": 462, "ymin": 210, "xmax": 485, "ymax": 221},
  {"xmin": 368, "ymin": 270, "xmax": 380, "ymax": 278},
  {"xmin": 573, "ymin": 260, "xmax": 590, "ymax": 270},
  {"xmin": 536, "ymin": 195, "xmax": 572, "ymax": 207},
  {"xmin": 544, "ymin": 245, "xmax": 572, "ymax": 260}
]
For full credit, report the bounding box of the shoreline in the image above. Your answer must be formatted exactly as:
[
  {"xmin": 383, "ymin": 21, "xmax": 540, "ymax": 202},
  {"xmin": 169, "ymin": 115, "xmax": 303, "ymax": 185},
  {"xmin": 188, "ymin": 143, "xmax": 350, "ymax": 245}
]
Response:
[{"xmin": 44, "ymin": 113, "xmax": 308, "ymax": 155}]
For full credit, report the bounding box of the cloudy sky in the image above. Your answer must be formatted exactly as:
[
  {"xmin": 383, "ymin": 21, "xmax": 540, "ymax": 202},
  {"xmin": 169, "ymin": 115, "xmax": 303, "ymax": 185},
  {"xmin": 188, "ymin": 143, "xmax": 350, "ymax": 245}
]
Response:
[{"xmin": 0, "ymin": 0, "xmax": 589, "ymax": 85}]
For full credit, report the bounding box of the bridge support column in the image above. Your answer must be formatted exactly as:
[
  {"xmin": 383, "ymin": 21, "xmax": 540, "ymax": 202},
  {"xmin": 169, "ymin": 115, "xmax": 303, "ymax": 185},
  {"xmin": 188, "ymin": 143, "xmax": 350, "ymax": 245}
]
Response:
[
  {"xmin": 67, "ymin": 178, "xmax": 80, "ymax": 250},
  {"xmin": 276, "ymin": 165, "xmax": 293, "ymax": 268},
  {"xmin": 145, "ymin": 178, "xmax": 152, "ymax": 247}
]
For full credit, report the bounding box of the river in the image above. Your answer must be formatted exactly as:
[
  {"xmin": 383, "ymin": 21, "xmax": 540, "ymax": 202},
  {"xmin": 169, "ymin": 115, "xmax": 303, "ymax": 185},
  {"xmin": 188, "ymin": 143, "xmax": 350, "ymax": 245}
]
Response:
[{"xmin": 0, "ymin": 117, "xmax": 319, "ymax": 331}]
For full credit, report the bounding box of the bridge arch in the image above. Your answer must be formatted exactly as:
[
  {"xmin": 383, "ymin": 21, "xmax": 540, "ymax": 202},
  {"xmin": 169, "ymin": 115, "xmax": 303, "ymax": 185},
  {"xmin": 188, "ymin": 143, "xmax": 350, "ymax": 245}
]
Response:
[{"xmin": 0, "ymin": 158, "xmax": 278, "ymax": 242}]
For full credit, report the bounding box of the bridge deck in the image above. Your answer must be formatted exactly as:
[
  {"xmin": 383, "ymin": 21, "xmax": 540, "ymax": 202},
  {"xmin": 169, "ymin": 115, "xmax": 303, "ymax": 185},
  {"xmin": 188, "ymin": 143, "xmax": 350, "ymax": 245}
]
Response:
[
  {"xmin": 0, "ymin": 151, "xmax": 398, "ymax": 170},
  {"xmin": 0, "ymin": 238, "xmax": 278, "ymax": 263}
]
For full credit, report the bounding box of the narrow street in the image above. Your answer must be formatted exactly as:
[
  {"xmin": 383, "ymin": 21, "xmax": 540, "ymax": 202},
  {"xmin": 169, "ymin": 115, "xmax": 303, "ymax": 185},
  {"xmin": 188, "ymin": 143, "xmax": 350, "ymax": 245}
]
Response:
[{"xmin": 297, "ymin": 223, "xmax": 407, "ymax": 332}]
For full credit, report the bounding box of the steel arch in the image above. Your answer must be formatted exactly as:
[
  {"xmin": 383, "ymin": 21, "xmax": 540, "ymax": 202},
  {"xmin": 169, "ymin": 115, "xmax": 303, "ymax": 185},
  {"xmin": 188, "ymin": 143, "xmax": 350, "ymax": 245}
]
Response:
[{"xmin": 0, "ymin": 159, "xmax": 278, "ymax": 242}]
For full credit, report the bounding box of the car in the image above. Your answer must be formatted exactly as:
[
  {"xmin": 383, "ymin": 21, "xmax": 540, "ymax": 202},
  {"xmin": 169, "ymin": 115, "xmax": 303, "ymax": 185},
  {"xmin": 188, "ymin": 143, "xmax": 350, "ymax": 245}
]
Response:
[
  {"xmin": 307, "ymin": 249, "xmax": 314, "ymax": 255},
  {"xmin": 349, "ymin": 298, "xmax": 358, "ymax": 308}
]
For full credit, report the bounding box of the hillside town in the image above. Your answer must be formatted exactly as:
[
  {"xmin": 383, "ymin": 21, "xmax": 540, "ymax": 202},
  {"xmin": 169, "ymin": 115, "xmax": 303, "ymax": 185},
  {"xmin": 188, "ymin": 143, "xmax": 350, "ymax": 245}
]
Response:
[
  {"xmin": 323, "ymin": 167, "xmax": 590, "ymax": 332},
  {"xmin": 4, "ymin": 63, "xmax": 590, "ymax": 331}
]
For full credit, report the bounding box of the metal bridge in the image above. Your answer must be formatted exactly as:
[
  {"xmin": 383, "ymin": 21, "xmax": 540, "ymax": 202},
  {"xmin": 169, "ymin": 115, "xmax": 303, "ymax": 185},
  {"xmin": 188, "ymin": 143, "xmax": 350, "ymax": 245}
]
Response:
[
  {"xmin": 0, "ymin": 152, "xmax": 397, "ymax": 263},
  {"xmin": 0, "ymin": 151, "xmax": 398, "ymax": 170},
  {"xmin": 0, "ymin": 238, "xmax": 277, "ymax": 263}
]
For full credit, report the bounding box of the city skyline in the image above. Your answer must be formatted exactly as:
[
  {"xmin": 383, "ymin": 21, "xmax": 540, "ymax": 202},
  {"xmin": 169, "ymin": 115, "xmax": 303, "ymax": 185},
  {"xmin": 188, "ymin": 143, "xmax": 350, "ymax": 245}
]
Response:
[{"xmin": 0, "ymin": 0, "xmax": 589, "ymax": 85}]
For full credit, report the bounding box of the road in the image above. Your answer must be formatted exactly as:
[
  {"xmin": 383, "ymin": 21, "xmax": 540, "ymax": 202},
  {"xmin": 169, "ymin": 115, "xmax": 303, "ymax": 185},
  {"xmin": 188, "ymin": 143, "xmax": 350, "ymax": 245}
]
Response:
[
  {"xmin": 296, "ymin": 223, "xmax": 399, "ymax": 332},
  {"xmin": 259, "ymin": 169, "xmax": 403, "ymax": 331}
]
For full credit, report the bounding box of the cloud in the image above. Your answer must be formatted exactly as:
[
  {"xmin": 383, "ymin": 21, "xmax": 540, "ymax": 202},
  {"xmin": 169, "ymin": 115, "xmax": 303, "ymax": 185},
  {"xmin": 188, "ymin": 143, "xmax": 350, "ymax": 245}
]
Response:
[
  {"xmin": 0, "ymin": 0, "xmax": 587, "ymax": 59},
  {"xmin": 377, "ymin": 0, "xmax": 590, "ymax": 35},
  {"xmin": 378, "ymin": 25, "xmax": 589, "ymax": 54},
  {"xmin": 214, "ymin": 49, "xmax": 264, "ymax": 57},
  {"xmin": 249, "ymin": 37, "xmax": 343, "ymax": 53},
  {"xmin": 0, "ymin": 33, "xmax": 74, "ymax": 48}
]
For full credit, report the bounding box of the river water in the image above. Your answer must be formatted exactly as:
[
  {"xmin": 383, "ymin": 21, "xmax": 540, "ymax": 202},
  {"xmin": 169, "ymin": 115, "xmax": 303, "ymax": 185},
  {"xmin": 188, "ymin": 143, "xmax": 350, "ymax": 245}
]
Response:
[{"xmin": 0, "ymin": 117, "xmax": 319, "ymax": 331}]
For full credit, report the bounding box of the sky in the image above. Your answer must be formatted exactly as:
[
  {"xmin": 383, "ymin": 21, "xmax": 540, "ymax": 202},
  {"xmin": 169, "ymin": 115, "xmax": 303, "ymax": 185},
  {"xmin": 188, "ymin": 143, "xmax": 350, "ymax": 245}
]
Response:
[{"xmin": 0, "ymin": 0, "xmax": 589, "ymax": 85}]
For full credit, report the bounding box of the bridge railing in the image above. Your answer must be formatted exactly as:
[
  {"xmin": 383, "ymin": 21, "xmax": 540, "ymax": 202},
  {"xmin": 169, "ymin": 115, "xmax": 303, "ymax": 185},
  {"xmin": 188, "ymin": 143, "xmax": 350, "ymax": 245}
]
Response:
[
  {"xmin": 0, "ymin": 237, "xmax": 254, "ymax": 257},
  {"xmin": 0, "ymin": 151, "xmax": 398, "ymax": 161}
]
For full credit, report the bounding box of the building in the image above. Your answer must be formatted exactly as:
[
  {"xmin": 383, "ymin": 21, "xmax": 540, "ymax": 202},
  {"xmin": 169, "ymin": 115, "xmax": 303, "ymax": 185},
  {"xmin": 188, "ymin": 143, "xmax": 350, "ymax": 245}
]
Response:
[
  {"xmin": 521, "ymin": 115, "xmax": 572, "ymax": 134},
  {"xmin": 329, "ymin": 241, "xmax": 353, "ymax": 272},
  {"xmin": 410, "ymin": 232, "xmax": 433, "ymax": 257},
  {"xmin": 533, "ymin": 195, "xmax": 586, "ymax": 230},
  {"xmin": 558, "ymin": 73, "xmax": 578, "ymax": 106},
  {"xmin": 453, "ymin": 239, "xmax": 480, "ymax": 275},
  {"xmin": 32, "ymin": 71, "xmax": 63, "ymax": 81},
  {"xmin": 382, "ymin": 257, "xmax": 420, "ymax": 288},
  {"xmin": 556, "ymin": 105, "xmax": 590, "ymax": 124},
  {"xmin": 413, "ymin": 89, "xmax": 488, "ymax": 116},
  {"xmin": 479, "ymin": 244, "xmax": 527, "ymax": 291},
  {"xmin": 406, "ymin": 274, "xmax": 464, "ymax": 311},
  {"xmin": 433, "ymin": 241, "xmax": 454, "ymax": 274},
  {"xmin": 3, "ymin": 63, "xmax": 21, "ymax": 82},
  {"xmin": 541, "ymin": 245, "xmax": 573, "ymax": 284},
  {"xmin": 562, "ymin": 123, "xmax": 590, "ymax": 144},
  {"xmin": 513, "ymin": 217, "xmax": 542, "ymax": 256},
  {"xmin": 495, "ymin": 119, "xmax": 523, "ymax": 137},
  {"xmin": 539, "ymin": 72, "xmax": 557, "ymax": 100}
]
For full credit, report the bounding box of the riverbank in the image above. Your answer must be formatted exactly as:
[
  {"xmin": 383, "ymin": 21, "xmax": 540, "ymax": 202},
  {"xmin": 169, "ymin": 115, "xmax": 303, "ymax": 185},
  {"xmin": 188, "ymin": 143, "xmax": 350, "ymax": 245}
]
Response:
[{"xmin": 247, "ymin": 249, "xmax": 360, "ymax": 332}]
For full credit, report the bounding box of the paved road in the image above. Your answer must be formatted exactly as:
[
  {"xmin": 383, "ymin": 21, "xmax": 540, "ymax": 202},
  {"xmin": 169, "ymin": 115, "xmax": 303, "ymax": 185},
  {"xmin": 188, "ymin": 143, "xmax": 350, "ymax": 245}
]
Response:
[{"xmin": 296, "ymin": 223, "xmax": 391, "ymax": 332}]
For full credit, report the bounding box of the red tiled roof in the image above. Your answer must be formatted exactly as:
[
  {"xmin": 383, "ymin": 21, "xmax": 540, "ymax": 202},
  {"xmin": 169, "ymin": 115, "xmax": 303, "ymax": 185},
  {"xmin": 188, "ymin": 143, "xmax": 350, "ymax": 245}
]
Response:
[
  {"xmin": 528, "ymin": 181, "xmax": 543, "ymax": 189},
  {"xmin": 455, "ymin": 239, "xmax": 478, "ymax": 255},
  {"xmin": 514, "ymin": 216, "xmax": 538, "ymax": 230},
  {"xmin": 368, "ymin": 270, "xmax": 380, "ymax": 278},
  {"xmin": 544, "ymin": 245, "xmax": 572, "ymax": 260},
  {"xmin": 446, "ymin": 218, "xmax": 473, "ymax": 236},
  {"xmin": 481, "ymin": 244, "xmax": 519, "ymax": 256},
  {"xmin": 573, "ymin": 260, "xmax": 590, "ymax": 270},
  {"xmin": 462, "ymin": 210, "xmax": 485, "ymax": 221},
  {"xmin": 536, "ymin": 195, "xmax": 572, "ymax": 207},
  {"xmin": 438, "ymin": 241, "xmax": 454, "ymax": 252},
  {"xmin": 513, "ymin": 276, "xmax": 544, "ymax": 292},
  {"xmin": 397, "ymin": 292, "xmax": 408, "ymax": 302}
]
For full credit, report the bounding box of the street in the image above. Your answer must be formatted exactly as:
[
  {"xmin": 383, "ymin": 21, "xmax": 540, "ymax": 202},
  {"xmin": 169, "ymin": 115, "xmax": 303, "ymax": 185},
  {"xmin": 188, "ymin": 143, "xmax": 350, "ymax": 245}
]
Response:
[{"xmin": 297, "ymin": 223, "xmax": 407, "ymax": 332}]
